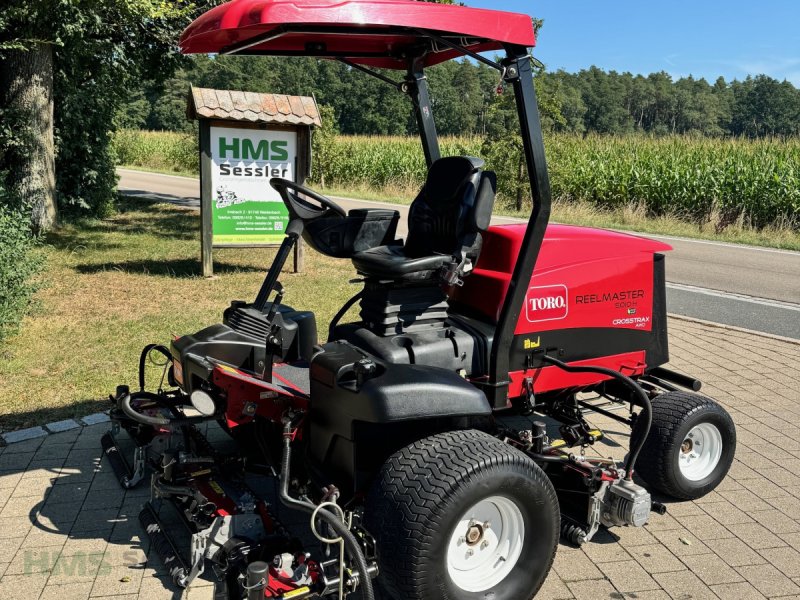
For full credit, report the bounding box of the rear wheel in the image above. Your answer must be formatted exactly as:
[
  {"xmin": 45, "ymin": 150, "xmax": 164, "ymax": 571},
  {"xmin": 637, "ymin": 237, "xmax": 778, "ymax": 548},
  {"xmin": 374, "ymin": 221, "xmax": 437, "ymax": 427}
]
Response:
[
  {"xmin": 632, "ymin": 390, "xmax": 736, "ymax": 500},
  {"xmin": 365, "ymin": 429, "xmax": 559, "ymax": 600}
]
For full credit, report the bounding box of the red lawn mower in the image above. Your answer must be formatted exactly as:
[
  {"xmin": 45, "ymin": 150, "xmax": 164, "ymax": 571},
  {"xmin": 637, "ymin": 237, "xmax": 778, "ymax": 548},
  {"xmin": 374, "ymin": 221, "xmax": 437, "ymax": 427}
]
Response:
[{"xmin": 103, "ymin": 1, "xmax": 736, "ymax": 598}]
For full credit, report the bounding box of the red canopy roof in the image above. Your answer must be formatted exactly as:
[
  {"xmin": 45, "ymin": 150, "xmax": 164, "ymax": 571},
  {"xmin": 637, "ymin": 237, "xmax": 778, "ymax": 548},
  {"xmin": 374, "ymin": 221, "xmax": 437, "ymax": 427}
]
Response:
[{"xmin": 179, "ymin": 0, "xmax": 536, "ymax": 69}]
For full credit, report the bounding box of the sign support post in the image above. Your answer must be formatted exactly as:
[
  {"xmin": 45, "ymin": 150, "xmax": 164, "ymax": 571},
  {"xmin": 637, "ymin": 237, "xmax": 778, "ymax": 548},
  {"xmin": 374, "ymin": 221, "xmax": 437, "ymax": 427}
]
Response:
[{"xmin": 199, "ymin": 119, "xmax": 214, "ymax": 277}]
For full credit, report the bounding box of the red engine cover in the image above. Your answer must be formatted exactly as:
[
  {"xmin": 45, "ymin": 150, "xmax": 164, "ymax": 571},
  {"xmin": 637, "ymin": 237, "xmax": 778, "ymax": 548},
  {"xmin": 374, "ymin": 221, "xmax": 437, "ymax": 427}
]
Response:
[{"xmin": 454, "ymin": 224, "xmax": 672, "ymax": 397}]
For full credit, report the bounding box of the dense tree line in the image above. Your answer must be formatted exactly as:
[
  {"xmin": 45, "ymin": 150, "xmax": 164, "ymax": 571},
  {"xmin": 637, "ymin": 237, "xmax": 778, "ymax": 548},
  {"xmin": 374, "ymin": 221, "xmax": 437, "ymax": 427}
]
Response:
[{"xmin": 120, "ymin": 55, "xmax": 800, "ymax": 139}]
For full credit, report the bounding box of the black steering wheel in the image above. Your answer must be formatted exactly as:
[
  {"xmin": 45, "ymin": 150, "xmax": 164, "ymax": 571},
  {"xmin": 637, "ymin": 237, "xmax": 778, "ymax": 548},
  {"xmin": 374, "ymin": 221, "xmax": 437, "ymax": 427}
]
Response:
[{"xmin": 270, "ymin": 178, "xmax": 346, "ymax": 222}]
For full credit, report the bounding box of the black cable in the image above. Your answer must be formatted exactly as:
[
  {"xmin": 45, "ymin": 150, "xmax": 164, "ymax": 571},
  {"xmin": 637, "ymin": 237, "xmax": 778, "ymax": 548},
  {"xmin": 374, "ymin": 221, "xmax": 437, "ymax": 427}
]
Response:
[
  {"xmin": 328, "ymin": 290, "xmax": 364, "ymax": 342},
  {"xmin": 279, "ymin": 423, "xmax": 375, "ymax": 600},
  {"xmin": 540, "ymin": 354, "xmax": 652, "ymax": 480}
]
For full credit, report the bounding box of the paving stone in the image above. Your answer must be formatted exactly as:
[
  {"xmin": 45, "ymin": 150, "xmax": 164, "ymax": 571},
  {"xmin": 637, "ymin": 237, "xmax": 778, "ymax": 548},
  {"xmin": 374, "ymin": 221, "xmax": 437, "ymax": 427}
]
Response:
[
  {"xmin": 0, "ymin": 516, "xmax": 33, "ymax": 539},
  {"xmin": 705, "ymin": 535, "xmax": 769, "ymax": 567},
  {"xmin": 21, "ymin": 524, "xmax": 70, "ymax": 549},
  {"xmin": 45, "ymin": 551, "xmax": 104, "ymax": 585},
  {"xmin": 709, "ymin": 581, "xmax": 769, "ymax": 599},
  {"xmin": 627, "ymin": 543, "xmax": 685, "ymax": 574},
  {"xmin": 758, "ymin": 546, "xmax": 800, "ymax": 577},
  {"xmin": 664, "ymin": 500, "xmax": 707, "ymax": 518},
  {"xmin": 615, "ymin": 523, "xmax": 659, "ymax": 547},
  {"xmin": 681, "ymin": 552, "xmax": 745, "ymax": 585},
  {"xmin": 701, "ymin": 499, "xmax": 755, "ymax": 526},
  {"xmin": 0, "ymin": 452, "xmax": 33, "ymax": 472},
  {"xmin": 0, "ymin": 494, "xmax": 45, "ymax": 517},
  {"xmin": 69, "ymin": 508, "xmax": 121, "ymax": 537},
  {"xmin": 44, "ymin": 482, "xmax": 90, "ymax": 506},
  {"xmin": 138, "ymin": 567, "xmax": 181, "ymax": 596},
  {"xmin": 5, "ymin": 544, "xmax": 60, "ymax": 575},
  {"xmin": 552, "ymin": 545, "xmax": 604, "ymax": 582},
  {"xmin": 598, "ymin": 559, "xmax": 660, "ymax": 593},
  {"xmin": 41, "ymin": 428, "xmax": 81, "ymax": 446},
  {"xmin": 184, "ymin": 586, "xmax": 216, "ymax": 600},
  {"xmin": 80, "ymin": 413, "xmax": 110, "ymax": 426},
  {"xmin": 753, "ymin": 509, "xmax": 800, "ymax": 535},
  {"xmin": 0, "ymin": 472, "xmax": 23, "ymax": 489},
  {"xmin": 0, "ymin": 572, "xmax": 50, "ymax": 599},
  {"xmin": 719, "ymin": 488, "xmax": 773, "ymax": 512},
  {"xmin": 653, "ymin": 570, "xmax": 719, "ymax": 600},
  {"xmin": 1, "ymin": 426, "xmax": 48, "ymax": 445},
  {"xmin": 779, "ymin": 532, "xmax": 800, "ymax": 553},
  {"xmin": 736, "ymin": 563, "xmax": 800, "ymax": 597},
  {"xmin": 44, "ymin": 419, "xmax": 81, "ymax": 434},
  {"xmin": 102, "ymin": 542, "xmax": 147, "ymax": 567},
  {"xmin": 89, "ymin": 563, "xmax": 144, "ymax": 597},
  {"xmin": 59, "ymin": 536, "xmax": 109, "ymax": 558},
  {"xmin": 0, "ymin": 535, "xmax": 24, "ymax": 563},
  {"xmin": 727, "ymin": 521, "xmax": 788, "ymax": 550},
  {"xmin": 580, "ymin": 530, "xmax": 632, "ymax": 564},
  {"xmin": 679, "ymin": 513, "xmax": 736, "ymax": 540},
  {"xmin": 537, "ymin": 571, "xmax": 574, "ymax": 599},
  {"xmin": 38, "ymin": 582, "xmax": 95, "ymax": 600},
  {"xmin": 766, "ymin": 496, "xmax": 800, "ymax": 520},
  {"xmin": 566, "ymin": 579, "xmax": 618, "ymax": 600}
]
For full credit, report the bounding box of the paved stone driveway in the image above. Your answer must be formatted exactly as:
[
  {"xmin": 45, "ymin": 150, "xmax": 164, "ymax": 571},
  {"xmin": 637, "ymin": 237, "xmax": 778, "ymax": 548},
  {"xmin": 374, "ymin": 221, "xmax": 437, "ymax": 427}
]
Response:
[{"xmin": 1, "ymin": 317, "xmax": 799, "ymax": 599}]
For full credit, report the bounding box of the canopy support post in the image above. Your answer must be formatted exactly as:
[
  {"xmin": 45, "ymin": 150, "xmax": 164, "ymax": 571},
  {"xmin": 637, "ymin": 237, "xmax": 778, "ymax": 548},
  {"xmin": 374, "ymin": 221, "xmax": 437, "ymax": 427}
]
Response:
[
  {"xmin": 484, "ymin": 47, "xmax": 552, "ymax": 409},
  {"xmin": 405, "ymin": 57, "xmax": 440, "ymax": 168}
]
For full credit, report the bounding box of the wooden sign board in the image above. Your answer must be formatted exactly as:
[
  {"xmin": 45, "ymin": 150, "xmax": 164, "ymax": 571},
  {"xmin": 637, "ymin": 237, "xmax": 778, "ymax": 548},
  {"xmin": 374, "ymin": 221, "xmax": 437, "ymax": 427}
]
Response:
[{"xmin": 189, "ymin": 88, "xmax": 320, "ymax": 277}]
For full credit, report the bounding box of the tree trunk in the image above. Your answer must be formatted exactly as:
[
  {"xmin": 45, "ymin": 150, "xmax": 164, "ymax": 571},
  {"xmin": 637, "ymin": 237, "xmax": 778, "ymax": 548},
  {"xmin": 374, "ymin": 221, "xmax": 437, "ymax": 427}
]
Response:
[{"xmin": 0, "ymin": 43, "xmax": 57, "ymax": 233}]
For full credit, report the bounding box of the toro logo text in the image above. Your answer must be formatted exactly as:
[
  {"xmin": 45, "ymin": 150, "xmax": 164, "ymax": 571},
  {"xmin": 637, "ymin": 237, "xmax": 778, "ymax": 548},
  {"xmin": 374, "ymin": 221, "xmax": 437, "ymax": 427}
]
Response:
[{"xmin": 525, "ymin": 285, "xmax": 569, "ymax": 323}]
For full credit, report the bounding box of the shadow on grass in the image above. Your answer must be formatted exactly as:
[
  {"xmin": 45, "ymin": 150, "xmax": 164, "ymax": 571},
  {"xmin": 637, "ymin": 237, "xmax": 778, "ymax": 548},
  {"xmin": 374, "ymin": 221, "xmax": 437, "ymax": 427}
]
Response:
[
  {"xmin": 74, "ymin": 259, "xmax": 265, "ymax": 278},
  {"xmin": 1, "ymin": 398, "xmax": 110, "ymax": 433},
  {"xmin": 45, "ymin": 194, "xmax": 201, "ymax": 252}
]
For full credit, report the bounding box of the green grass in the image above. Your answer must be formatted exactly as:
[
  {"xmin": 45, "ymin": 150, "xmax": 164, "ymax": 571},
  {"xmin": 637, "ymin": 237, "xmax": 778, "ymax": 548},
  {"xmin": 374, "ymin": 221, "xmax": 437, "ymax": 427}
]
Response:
[{"xmin": 0, "ymin": 197, "xmax": 355, "ymax": 432}]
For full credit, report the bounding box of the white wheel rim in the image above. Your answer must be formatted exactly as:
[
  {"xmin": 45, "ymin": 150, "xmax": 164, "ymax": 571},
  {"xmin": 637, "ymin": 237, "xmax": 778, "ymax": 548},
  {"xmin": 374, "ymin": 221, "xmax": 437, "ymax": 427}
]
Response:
[
  {"xmin": 446, "ymin": 495, "xmax": 525, "ymax": 592},
  {"xmin": 678, "ymin": 422, "xmax": 723, "ymax": 481}
]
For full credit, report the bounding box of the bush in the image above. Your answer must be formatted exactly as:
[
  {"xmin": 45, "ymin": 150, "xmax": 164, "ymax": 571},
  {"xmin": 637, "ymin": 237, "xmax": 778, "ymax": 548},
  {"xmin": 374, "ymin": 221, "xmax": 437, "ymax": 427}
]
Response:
[{"xmin": 0, "ymin": 205, "xmax": 42, "ymax": 341}]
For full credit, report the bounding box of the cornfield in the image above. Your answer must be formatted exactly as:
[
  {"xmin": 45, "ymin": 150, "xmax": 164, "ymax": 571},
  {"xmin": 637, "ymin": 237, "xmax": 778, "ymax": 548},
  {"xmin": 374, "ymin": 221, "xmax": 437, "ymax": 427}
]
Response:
[
  {"xmin": 113, "ymin": 130, "xmax": 800, "ymax": 230},
  {"xmin": 114, "ymin": 129, "xmax": 198, "ymax": 175}
]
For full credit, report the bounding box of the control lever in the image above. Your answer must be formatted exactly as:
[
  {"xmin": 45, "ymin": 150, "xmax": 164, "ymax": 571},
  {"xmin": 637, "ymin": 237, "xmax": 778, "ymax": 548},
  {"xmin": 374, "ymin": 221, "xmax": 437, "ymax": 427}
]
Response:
[
  {"xmin": 354, "ymin": 359, "xmax": 377, "ymax": 389},
  {"xmin": 261, "ymin": 283, "xmax": 285, "ymax": 383},
  {"xmin": 441, "ymin": 257, "xmax": 471, "ymax": 288}
]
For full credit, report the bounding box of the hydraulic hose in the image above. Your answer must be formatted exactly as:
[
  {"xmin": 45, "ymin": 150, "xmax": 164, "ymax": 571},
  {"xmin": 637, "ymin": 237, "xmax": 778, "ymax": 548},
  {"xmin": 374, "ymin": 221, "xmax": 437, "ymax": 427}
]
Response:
[
  {"xmin": 540, "ymin": 354, "xmax": 652, "ymax": 481},
  {"xmin": 138, "ymin": 344, "xmax": 172, "ymax": 392},
  {"xmin": 118, "ymin": 391, "xmax": 214, "ymax": 428},
  {"xmin": 279, "ymin": 424, "xmax": 375, "ymax": 600}
]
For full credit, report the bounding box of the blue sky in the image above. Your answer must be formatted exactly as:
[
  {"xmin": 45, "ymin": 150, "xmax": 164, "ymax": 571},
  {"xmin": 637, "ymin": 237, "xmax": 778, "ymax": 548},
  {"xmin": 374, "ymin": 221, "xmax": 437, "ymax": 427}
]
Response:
[{"xmin": 468, "ymin": 0, "xmax": 800, "ymax": 85}]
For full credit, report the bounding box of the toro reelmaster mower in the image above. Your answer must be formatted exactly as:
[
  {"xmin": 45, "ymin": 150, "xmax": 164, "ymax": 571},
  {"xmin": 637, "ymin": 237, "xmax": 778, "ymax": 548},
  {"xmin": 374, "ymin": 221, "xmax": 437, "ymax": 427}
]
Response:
[{"xmin": 102, "ymin": 1, "xmax": 737, "ymax": 598}]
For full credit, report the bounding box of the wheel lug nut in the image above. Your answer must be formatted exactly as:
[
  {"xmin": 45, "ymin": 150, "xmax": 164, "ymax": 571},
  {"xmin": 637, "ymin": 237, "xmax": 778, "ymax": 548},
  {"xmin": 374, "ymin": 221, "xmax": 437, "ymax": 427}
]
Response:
[
  {"xmin": 457, "ymin": 536, "xmax": 465, "ymax": 545},
  {"xmin": 480, "ymin": 540, "xmax": 489, "ymax": 550},
  {"xmin": 483, "ymin": 521, "xmax": 491, "ymax": 530},
  {"xmin": 466, "ymin": 549, "xmax": 474, "ymax": 557}
]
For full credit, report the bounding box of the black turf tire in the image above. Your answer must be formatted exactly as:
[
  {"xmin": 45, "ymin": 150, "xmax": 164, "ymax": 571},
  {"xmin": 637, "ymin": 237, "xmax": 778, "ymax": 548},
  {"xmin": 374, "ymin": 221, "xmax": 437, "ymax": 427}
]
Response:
[
  {"xmin": 364, "ymin": 429, "xmax": 560, "ymax": 600},
  {"xmin": 631, "ymin": 390, "xmax": 736, "ymax": 500}
]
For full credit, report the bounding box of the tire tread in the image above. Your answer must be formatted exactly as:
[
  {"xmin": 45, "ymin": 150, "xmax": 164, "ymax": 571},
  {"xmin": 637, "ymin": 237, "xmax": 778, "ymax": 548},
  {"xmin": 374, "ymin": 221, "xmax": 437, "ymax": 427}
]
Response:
[{"xmin": 365, "ymin": 429, "xmax": 559, "ymax": 600}]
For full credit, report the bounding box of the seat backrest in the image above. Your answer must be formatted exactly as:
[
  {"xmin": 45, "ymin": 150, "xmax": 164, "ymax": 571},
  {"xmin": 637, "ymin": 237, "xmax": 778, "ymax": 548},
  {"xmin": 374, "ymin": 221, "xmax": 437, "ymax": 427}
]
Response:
[{"xmin": 404, "ymin": 156, "xmax": 496, "ymax": 259}]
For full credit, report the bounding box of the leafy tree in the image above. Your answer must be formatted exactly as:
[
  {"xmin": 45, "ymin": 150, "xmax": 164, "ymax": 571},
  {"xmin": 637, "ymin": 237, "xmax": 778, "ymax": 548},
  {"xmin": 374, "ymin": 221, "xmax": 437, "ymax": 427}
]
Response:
[{"xmin": 0, "ymin": 0, "xmax": 219, "ymax": 226}]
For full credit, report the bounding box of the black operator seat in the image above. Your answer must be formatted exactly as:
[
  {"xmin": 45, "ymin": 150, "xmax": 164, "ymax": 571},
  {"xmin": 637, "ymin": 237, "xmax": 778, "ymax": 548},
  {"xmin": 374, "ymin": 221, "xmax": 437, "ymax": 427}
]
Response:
[{"xmin": 351, "ymin": 156, "xmax": 497, "ymax": 281}]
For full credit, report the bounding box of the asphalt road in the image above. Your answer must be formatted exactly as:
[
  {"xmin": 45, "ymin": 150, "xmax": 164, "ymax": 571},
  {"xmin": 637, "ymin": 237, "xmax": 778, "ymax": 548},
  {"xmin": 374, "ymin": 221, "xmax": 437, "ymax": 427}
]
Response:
[{"xmin": 118, "ymin": 168, "xmax": 800, "ymax": 339}]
